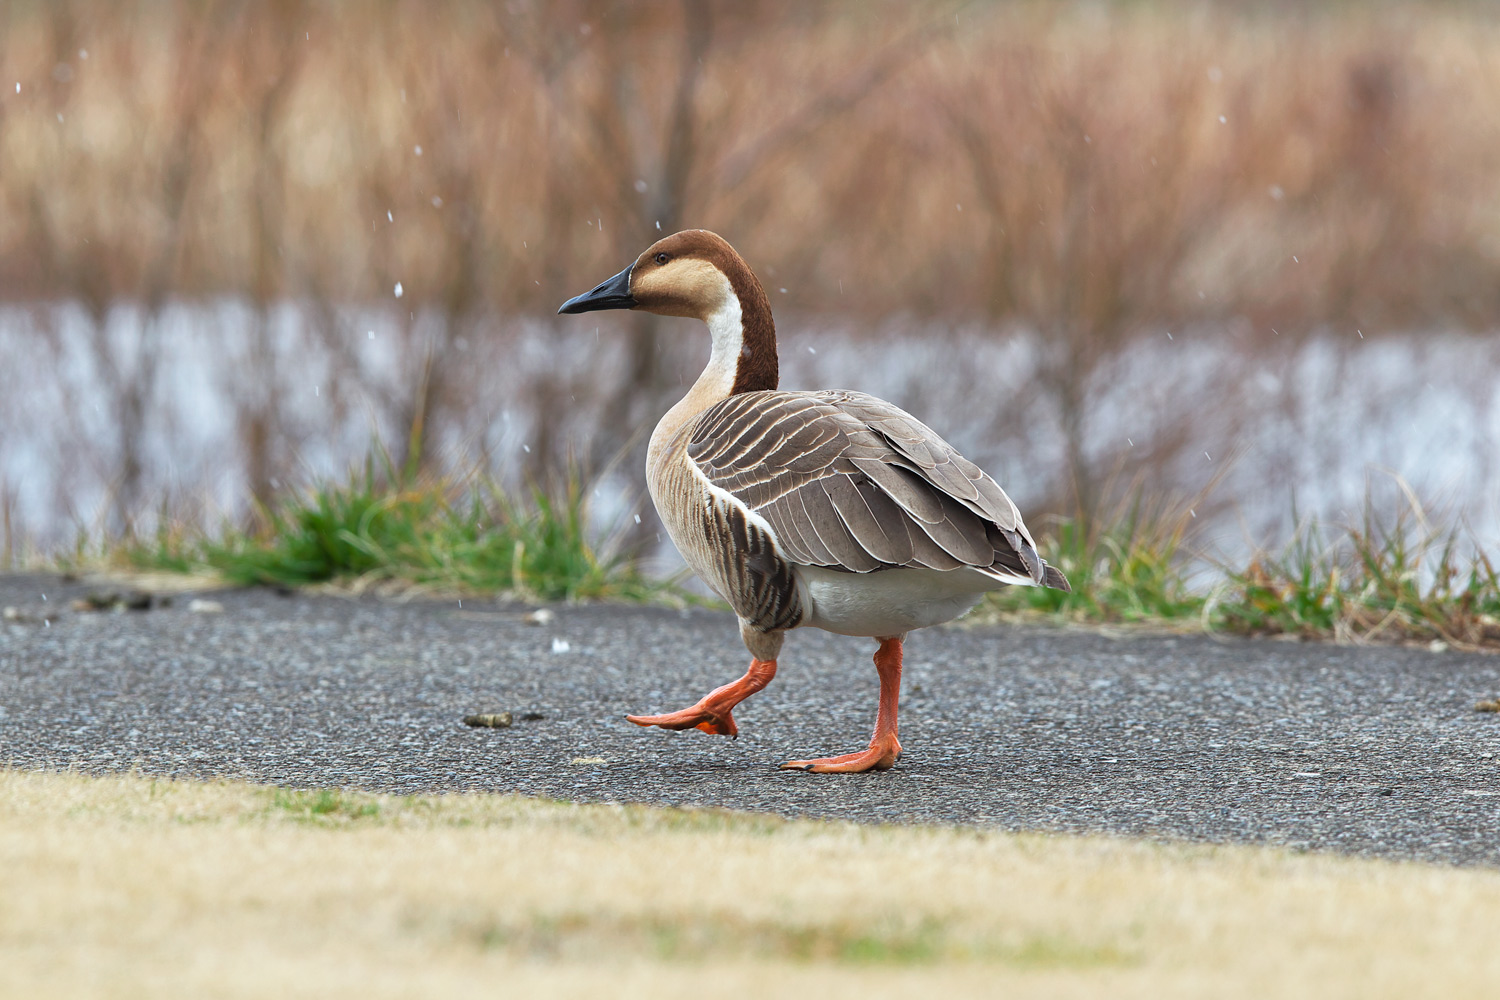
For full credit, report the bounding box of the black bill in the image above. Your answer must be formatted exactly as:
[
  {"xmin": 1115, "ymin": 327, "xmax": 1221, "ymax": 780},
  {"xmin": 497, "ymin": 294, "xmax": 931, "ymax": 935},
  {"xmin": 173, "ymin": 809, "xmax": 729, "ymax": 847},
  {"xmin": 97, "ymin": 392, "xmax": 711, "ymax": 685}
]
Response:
[{"xmin": 557, "ymin": 264, "xmax": 636, "ymax": 314}]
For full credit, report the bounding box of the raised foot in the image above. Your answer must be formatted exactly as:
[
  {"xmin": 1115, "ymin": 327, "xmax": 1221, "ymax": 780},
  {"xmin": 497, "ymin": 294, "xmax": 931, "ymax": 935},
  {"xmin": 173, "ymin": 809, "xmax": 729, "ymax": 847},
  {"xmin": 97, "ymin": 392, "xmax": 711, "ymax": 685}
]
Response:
[
  {"xmin": 780, "ymin": 741, "xmax": 902, "ymax": 774},
  {"xmin": 625, "ymin": 658, "xmax": 777, "ymax": 739},
  {"xmin": 626, "ymin": 705, "xmax": 737, "ymax": 737}
]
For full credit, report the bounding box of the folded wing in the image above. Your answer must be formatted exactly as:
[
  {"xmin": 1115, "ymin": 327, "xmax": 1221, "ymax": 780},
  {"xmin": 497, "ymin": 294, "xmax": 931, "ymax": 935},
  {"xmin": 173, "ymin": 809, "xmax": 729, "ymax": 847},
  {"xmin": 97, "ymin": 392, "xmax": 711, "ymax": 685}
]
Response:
[{"xmin": 687, "ymin": 390, "xmax": 1070, "ymax": 590}]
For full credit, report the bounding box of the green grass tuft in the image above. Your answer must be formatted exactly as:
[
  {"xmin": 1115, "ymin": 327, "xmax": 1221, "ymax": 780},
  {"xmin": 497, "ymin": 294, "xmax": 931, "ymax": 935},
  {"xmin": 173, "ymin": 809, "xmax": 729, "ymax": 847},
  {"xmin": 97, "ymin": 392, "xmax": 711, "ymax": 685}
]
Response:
[
  {"xmin": 979, "ymin": 481, "xmax": 1500, "ymax": 651},
  {"xmin": 1213, "ymin": 494, "xmax": 1500, "ymax": 649},
  {"xmin": 128, "ymin": 456, "xmax": 660, "ymax": 602},
  {"xmin": 983, "ymin": 490, "xmax": 1204, "ymax": 624}
]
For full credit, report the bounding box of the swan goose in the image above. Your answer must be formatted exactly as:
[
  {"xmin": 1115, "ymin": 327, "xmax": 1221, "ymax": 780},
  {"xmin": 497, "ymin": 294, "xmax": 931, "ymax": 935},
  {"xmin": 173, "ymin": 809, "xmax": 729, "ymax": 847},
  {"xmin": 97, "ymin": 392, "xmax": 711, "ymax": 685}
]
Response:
[{"xmin": 559, "ymin": 230, "xmax": 1069, "ymax": 772}]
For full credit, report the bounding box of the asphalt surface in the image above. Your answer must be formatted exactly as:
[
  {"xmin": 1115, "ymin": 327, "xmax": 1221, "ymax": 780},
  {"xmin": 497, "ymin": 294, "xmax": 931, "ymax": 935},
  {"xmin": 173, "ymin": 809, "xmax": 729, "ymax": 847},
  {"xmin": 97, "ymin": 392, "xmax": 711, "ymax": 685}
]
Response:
[{"xmin": 2, "ymin": 572, "xmax": 1498, "ymax": 866}]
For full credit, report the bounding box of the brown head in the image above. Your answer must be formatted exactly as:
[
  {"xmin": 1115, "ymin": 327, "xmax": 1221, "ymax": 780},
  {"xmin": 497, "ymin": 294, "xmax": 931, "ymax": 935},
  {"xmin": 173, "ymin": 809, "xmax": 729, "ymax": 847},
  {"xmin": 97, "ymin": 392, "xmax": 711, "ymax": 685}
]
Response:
[{"xmin": 557, "ymin": 230, "xmax": 778, "ymax": 394}]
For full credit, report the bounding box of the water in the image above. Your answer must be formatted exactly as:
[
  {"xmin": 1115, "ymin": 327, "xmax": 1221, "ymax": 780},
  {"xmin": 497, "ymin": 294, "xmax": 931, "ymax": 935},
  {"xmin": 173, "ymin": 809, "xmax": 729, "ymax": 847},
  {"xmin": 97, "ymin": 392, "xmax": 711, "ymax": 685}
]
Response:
[{"xmin": 2, "ymin": 300, "xmax": 1497, "ymax": 566}]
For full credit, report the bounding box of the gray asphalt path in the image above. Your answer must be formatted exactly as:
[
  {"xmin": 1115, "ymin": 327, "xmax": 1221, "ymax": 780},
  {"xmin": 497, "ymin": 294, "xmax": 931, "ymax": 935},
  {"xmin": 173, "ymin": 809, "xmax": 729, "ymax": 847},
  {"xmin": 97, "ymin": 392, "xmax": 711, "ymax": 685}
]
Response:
[{"xmin": 2, "ymin": 573, "xmax": 1498, "ymax": 865}]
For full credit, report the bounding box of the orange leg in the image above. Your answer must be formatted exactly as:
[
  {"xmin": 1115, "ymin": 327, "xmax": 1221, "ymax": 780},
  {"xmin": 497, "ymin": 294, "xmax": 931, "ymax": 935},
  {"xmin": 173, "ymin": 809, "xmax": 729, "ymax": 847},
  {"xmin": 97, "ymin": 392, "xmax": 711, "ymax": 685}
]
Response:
[
  {"xmin": 782, "ymin": 636, "xmax": 904, "ymax": 773},
  {"xmin": 626, "ymin": 658, "xmax": 777, "ymax": 737}
]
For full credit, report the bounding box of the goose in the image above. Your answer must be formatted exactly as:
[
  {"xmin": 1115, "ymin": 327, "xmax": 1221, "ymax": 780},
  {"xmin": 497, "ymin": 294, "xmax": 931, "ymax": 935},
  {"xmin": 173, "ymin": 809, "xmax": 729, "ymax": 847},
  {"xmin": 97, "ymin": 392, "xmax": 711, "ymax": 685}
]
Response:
[{"xmin": 558, "ymin": 230, "xmax": 1069, "ymax": 772}]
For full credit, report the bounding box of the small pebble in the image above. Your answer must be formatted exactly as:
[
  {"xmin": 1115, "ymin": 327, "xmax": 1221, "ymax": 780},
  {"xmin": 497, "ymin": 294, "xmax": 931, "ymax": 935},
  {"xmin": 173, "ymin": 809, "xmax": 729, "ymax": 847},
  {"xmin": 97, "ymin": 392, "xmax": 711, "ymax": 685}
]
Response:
[
  {"xmin": 525, "ymin": 608, "xmax": 554, "ymax": 626},
  {"xmin": 72, "ymin": 593, "xmax": 117, "ymax": 611},
  {"xmin": 188, "ymin": 599, "xmax": 225, "ymax": 614},
  {"xmin": 463, "ymin": 713, "xmax": 514, "ymax": 728},
  {"xmin": 73, "ymin": 591, "xmax": 154, "ymax": 612}
]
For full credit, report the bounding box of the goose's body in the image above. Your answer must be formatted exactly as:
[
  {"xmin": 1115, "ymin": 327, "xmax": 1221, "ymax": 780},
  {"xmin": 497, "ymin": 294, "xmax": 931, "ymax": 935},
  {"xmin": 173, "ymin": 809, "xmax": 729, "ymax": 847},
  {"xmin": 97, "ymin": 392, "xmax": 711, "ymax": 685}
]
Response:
[
  {"xmin": 650, "ymin": 388, "xmax": 1064, "ymax": 637},
  {"xmin": 560, "ymin": 230, "xmax": 1069, "ymax": 772}
]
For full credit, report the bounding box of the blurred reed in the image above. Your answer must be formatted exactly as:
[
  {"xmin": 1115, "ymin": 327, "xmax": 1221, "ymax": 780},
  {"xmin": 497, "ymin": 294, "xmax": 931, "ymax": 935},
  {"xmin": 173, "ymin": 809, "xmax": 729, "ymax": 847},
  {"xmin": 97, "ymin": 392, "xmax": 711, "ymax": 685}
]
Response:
[{"xmin": 2, "ymin": 0, "xmax": 1499, "ymax": 552}]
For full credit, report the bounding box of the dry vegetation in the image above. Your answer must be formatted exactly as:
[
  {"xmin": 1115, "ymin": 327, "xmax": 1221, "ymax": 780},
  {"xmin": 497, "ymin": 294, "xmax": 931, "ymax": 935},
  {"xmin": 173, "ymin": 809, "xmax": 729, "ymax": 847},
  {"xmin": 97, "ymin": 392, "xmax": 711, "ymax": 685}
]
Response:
[
  {"xmin": 3, "ymin": 768, "xmax": 1500, "ymax": 999},
  {"xmin": 6, "ymin": 3, "xmax": 1497, "ymax": 323},
  {"xmin": 3, "ymin": 0, "xmax": 1500, "ymax": 546}
]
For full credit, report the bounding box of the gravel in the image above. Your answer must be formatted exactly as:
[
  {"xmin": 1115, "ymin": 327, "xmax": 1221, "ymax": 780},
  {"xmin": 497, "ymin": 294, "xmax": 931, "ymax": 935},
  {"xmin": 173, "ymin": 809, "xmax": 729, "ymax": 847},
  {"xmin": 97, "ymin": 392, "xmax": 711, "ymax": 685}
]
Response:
[{"xmin": 3, "ymin": 572, "xmax": 1498, "ymax": 866}]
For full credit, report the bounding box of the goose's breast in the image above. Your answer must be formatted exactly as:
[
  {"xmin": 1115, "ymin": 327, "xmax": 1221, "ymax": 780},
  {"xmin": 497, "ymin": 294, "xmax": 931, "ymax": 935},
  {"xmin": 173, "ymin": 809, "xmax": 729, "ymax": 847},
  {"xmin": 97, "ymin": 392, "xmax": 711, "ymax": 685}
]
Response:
[
  {"xmin": 794, "ymin": 564, "xmax": 997, "ymax": 637},
  {"xmin": 649, "ymin": 452, "xmax": 804, "ymax": 632}
]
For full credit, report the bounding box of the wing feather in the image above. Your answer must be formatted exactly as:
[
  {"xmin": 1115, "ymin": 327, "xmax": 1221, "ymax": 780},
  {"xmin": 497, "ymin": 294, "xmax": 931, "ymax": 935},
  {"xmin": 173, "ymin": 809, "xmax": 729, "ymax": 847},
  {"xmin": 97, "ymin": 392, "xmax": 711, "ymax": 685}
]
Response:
[
  {"xmin": 827, "ymin": 473, "xmax": 915, "ymax": 566},
  {"xmin": 685, "ymin": 389, "xmax": 1067, "ymax": 589},
  {"xmin": 800, "ymin": 481, "xmax": 882, "ymax": 572}
]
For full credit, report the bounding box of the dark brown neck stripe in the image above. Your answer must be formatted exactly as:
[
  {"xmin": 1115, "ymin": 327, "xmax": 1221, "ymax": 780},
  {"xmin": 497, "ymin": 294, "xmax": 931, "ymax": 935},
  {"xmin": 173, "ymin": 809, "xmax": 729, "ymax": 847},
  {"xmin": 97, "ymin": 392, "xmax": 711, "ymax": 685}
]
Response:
[{"xmin": 716, "ymin": 251, "xmax": 779, "ymax": 395}]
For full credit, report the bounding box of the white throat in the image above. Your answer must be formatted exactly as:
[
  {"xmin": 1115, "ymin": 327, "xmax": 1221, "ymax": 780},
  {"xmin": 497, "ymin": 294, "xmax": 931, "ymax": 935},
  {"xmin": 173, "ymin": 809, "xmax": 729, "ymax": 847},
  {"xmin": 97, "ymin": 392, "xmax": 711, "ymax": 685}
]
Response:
[
  {"xmin": 647, "ymin": 285, "xmax": 745, "ymax": 472},
  {"xmin": 700, "ymin": 293, "xmax": 745, "ymax": 400}
]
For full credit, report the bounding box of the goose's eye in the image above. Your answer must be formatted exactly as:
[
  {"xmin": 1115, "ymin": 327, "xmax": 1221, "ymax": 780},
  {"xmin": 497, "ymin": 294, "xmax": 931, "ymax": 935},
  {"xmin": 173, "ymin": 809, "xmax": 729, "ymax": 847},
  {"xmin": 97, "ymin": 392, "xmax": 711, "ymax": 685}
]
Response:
[{"xmin": 654, "ymin": 252, "xmax": 670, "ymax": 265}]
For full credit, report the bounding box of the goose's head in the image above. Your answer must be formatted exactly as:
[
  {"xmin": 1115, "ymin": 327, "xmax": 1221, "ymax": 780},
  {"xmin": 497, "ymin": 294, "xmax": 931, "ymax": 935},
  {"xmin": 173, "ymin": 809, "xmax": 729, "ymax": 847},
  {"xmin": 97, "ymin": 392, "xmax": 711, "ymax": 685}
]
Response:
[
  {"xmin": 558, "ymin": 229, "xmax": 778, "ymax": 393},
  {"xmin": 558, "ymin": 229, "xmax": 770, "ymax": 321}
]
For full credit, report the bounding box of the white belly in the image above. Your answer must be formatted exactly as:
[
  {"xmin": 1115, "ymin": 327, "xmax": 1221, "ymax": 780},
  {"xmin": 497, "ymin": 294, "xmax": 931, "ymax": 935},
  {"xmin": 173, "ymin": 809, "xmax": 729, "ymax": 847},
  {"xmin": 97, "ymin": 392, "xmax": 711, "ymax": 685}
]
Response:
[{"xmin": 794, "ymin": 564, "xmax": 1001, "ymax": 637}]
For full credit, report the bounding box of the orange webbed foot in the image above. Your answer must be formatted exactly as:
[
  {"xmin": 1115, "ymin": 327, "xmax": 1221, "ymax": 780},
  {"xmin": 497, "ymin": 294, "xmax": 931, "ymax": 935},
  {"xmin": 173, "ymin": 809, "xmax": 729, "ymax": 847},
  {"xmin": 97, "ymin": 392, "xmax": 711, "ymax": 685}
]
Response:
[
  {"xmin": 780, "ymin": 738, "xmax": 902, "ymax": 773},
  {"xmin": 782, "ymin": 637, "xmax": 905, "ymax": 773},
  {"xmin": 626, "ymin": 705, "xmax": 738, "ymax": 737},
  {"xmin": 625, "ymin": 658, "xmax": 777, "ymax": 740}
]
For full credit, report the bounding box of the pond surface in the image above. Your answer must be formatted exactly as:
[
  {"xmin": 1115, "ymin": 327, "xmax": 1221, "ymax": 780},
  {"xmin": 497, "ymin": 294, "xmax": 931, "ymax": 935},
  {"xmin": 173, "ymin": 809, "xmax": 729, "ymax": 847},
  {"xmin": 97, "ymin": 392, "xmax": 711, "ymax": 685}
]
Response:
[{"xmin": 3, "ymin": 301, "xmax": 1497, "ymax": 570}]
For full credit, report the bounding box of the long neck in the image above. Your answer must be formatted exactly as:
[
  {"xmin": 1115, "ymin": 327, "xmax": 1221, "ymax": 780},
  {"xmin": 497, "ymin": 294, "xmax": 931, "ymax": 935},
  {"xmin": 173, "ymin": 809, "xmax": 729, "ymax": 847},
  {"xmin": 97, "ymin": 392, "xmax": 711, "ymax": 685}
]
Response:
[{"xmin": 648, "ymin": 274, "xmax": 778, "ymax": 469}]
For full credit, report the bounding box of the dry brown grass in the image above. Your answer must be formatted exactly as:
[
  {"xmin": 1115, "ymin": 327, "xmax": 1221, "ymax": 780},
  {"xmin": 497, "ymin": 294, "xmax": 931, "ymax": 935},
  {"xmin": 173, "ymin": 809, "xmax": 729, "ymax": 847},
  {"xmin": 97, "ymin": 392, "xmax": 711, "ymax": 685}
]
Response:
[
  {"xmin": 5, "ymin": 2, "xmax": 1498, "ymax": 323},
  {"xmin": 3, "ymin": 768, "xmax": 1499, "ymax": 999}
]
